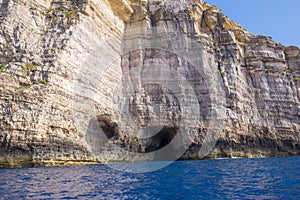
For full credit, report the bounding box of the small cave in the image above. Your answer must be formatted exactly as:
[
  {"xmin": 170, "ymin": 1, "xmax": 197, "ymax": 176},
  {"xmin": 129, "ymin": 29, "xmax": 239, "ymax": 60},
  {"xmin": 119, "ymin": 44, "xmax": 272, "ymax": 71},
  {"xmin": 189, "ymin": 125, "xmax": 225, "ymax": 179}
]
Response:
[
  {"xmin": 144, "ymin": 126, "xmax": 178, "ymax": 160},
  {"xmin": 85, "ymin": 117, "xmax": 119, "ymax": 154},
  {"xmin": 98, "ymin": 120, "xmax": 118, "ymax": 139}
]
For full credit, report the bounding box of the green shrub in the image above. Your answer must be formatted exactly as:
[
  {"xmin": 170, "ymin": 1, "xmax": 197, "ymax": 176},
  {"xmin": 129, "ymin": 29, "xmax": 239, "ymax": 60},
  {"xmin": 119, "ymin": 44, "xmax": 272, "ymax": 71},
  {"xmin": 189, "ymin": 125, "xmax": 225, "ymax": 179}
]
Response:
[
  {"xmin": 0, "ymin": 64, "xmax": 6, "ymax": 72},
  {"xmin": 22, "ymin": 63, "xmax": 37, "ymax": 76},
  {"xmin": 17, "ymin": 84, "xmax": 32, "ymax": 90},
  {"xmin": 25, "ymin": 63, "xmax": 36, "ymax": 70},
  {"xmin": 293, "ymin": 77, "xmax": 300, "ymax": 82},
  {"xmin": 265, "ymin": 68, "xmax": 273, "ymax": 71},
  {"xmin": 64, "ymin": 11, "xmax": 73, "ymax": 18},
  {"xmin": 21, "ymin": 66, "xmax": 29, "ymax": 75},
  {"xmin": 40, "ymin": 80, "xmax": 47, "ymax": 85},
  {"xmin": 213, "ymin": 40, "xmax": 219, "ymax": 46}
]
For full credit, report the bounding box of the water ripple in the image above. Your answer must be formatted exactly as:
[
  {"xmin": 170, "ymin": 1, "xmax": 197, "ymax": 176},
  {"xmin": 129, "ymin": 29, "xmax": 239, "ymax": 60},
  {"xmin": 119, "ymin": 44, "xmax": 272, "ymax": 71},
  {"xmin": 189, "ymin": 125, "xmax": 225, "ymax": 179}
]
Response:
[{"xmin": 0, "ymin": 156, "xmax": 299, "ymax": 199}]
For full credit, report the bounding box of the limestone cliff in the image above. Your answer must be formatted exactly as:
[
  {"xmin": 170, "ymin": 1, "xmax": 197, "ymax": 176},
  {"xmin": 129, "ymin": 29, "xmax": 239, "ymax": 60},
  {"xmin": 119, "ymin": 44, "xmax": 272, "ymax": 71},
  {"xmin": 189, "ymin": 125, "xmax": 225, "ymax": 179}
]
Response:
[{"xmin": 0, "ymin": 0, "xmax": 299, "ymax": 167}]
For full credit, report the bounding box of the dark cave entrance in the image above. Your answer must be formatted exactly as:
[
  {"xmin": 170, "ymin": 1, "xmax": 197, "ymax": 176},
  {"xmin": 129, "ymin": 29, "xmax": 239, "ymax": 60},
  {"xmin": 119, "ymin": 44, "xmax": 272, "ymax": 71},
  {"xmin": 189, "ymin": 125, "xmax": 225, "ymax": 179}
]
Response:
[
  {"xmin": 98, "ymin": 120, "xmax": 117, "ymax": 139},
  {"xmin": 144, "ymin": 126, "xmax": 178, "ymax": 161},
  {"xmin": 85, "ymin": 117, "xmax": 119, "ymax": 154}
]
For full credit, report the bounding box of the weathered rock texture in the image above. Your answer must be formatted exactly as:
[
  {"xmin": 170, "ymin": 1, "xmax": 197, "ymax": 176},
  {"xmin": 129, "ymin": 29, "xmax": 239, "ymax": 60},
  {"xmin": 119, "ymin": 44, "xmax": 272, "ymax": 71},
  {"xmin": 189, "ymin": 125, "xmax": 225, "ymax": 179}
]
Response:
[{"xmin": 0, "ymin": 0, "xmax": 299, "ymax": 167}]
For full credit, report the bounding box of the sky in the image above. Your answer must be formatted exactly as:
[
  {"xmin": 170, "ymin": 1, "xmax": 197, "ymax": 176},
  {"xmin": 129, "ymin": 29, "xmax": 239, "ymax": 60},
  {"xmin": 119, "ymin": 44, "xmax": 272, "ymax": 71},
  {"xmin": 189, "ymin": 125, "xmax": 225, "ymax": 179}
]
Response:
[{"xmin": 204, "ymin": 0, "xmax": 300, "ymax": 47}]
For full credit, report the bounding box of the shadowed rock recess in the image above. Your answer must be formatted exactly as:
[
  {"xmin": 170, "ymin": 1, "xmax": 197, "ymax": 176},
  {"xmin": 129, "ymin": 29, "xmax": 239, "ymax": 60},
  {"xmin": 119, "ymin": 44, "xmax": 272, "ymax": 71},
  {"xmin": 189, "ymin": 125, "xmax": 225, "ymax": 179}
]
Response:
[{"xmin": 0, "ymin": 0, "xmax": 299, "ymax": 167}]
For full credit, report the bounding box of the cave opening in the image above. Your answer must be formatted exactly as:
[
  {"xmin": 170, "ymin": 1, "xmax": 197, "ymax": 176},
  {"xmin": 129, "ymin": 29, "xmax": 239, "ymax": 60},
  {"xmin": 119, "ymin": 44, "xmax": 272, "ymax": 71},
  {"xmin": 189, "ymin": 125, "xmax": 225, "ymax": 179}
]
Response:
[
  {"xmin": 144, "ymin": 126, "xmax": 178, "ymax": 161},
  {"xmin": 85, "ymin": 116, "xmax": 119, "ymax": 155},
  {"xmin": 98, "ymin": 120, "xmax": 118, "ymax": 139}
]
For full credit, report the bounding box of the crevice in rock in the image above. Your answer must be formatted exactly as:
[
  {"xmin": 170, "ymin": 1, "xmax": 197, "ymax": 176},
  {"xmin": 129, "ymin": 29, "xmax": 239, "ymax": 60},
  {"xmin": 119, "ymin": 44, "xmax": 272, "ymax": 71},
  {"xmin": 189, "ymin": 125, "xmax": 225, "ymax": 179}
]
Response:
[
  {"xmin": 146, "ymin": 0, "xmax": 154, "ymax": 27},
  {"xmin": 200, "ymin": 10, "xmax": 215, "ymax": 38}
]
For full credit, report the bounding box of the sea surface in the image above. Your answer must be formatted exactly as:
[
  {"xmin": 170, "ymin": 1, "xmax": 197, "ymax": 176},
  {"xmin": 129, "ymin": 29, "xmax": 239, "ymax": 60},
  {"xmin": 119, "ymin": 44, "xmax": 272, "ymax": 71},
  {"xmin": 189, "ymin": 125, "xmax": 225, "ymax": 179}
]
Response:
[{"xmin": 0, "ymin": 156, "xmax": 299, "ymax": 199}]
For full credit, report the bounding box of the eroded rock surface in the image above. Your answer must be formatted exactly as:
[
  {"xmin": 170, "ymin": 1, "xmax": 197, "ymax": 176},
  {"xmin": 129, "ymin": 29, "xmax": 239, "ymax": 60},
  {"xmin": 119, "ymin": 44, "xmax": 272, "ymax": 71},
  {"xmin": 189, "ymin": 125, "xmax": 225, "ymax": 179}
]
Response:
[{"xmin": 0, "ymin": 0, "xmax": 299, "ymax": 167}]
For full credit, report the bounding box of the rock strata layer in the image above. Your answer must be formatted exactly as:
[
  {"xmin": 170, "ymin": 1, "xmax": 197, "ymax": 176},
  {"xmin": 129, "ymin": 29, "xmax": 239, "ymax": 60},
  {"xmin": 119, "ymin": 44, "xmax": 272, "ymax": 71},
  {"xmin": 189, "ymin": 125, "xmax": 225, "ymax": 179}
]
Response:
[{"xmin": 0, "ymin": 0, "xmax": 299, "ymax": 167}]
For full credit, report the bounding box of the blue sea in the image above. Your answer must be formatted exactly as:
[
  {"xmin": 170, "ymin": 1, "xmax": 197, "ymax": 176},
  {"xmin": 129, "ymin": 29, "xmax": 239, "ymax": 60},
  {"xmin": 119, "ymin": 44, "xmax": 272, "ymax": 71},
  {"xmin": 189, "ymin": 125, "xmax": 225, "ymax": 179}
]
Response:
[{"xmin": 0, "ymin": 156, "xmax": 299, "ymax": 199}]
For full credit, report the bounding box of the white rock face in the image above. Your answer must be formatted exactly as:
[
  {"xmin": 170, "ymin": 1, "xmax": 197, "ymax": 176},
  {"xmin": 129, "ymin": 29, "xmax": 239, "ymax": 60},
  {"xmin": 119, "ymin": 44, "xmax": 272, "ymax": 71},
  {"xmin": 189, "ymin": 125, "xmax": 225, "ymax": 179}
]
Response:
[{"xmin": 0, "ymin": 0, "xmax": 299, "ymax": 167}]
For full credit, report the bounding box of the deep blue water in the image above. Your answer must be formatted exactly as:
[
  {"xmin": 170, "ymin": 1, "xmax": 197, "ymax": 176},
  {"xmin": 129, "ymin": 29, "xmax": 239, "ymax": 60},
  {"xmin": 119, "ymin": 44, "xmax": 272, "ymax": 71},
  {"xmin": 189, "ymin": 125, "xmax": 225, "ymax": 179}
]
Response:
[{"xmin": 0, "ymin": 156, "xmax": 299, "ymax": 199}]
